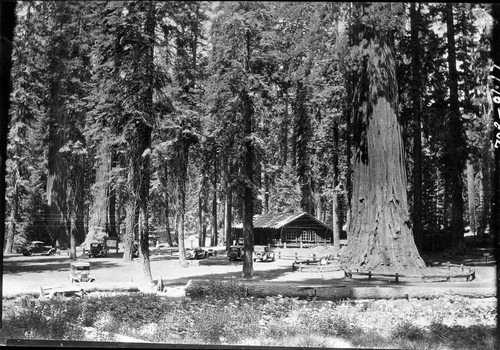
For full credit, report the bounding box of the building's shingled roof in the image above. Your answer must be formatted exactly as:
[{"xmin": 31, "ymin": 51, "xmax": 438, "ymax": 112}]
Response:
[{"xmin": 234, "ymin": 212, "xmax": 332, "ymax": 230}]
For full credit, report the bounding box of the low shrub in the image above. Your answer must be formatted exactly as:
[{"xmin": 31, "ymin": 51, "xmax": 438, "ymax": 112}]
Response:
[
  {"xmin": 187, "ymin": 278, "xmax": 247, "ymax": 300},
  {"xmin": 191, "ymin": 300, "xmax": 259, "ymax": 344},
  {"xmin": 1, "ymin": 293, "xmax": 496, "ymax": 349},
  {"xmin": 392, "ymin": 321, "xmax": 426, "ymax": 341},
  {"xmin": 1, "ymin": 295, "xmax": 85, "ymax": 341}
]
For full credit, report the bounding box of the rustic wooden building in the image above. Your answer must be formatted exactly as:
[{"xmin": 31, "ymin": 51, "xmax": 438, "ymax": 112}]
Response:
[{"xmin": 232, "ymin": 212, "xmax": 333, "ymax": 246}]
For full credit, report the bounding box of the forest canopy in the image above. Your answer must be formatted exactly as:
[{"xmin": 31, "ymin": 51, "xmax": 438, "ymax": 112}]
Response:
[{"xmin": 4, "ymin": 1, "xmax": 496, "ymax": 278}]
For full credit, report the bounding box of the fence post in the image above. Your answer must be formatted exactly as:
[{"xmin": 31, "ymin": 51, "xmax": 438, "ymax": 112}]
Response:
[
  {"xmin": 278, "ymin": 251, "xmax": 281, "ymax": 260},
  {"xmin": 395, "ymin": 273, "xmax": 399, "ymax": 283},
  {"xmin": 295, "ymin": 252, "xmax": 298, "ymax": 261},
  {"xmin": 368, "ymin": 271, "xmax": 371, "ymax": 280},
  {"xmin": 447, "ymin": 261, "xmax": 450, "ymax": 269}
]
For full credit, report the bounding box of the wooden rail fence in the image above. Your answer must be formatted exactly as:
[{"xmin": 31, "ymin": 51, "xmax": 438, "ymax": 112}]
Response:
[{"xmin": 344, "ymin": 262, "xmax": 476, "ymax": 283}]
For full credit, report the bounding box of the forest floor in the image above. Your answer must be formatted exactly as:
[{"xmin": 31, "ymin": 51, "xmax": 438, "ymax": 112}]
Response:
[{"xmin": 2, "ymin": 245, "xmax": 496, "ymax": 299}]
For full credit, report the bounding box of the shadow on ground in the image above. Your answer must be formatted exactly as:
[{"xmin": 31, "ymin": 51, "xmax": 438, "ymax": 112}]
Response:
[{"xmin": 3, "ymin": 254, "xmax": 125, "ymax": 275}]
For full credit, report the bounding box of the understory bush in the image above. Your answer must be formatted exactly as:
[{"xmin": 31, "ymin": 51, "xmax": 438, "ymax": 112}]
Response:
[
  {"xmin": 187, "ymin": 278, "xmax": 247, "ymax": 300},
  {"xmin": 1, "ymin": 291, "xmax": 496, "ymax": 349}
]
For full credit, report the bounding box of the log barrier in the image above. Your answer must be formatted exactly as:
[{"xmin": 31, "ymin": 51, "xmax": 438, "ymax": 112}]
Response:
[{"xmin": 184, "ymin": 279, "xmax": 495, "ymax": 300}]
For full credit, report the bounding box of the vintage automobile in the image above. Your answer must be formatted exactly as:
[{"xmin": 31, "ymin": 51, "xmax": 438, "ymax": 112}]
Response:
[
  {"xmin": 185, "ymin": 247, "xmax": 208, "ymax": 260},
  {"xmin": 227, "ymin": 245, "xmax": 245, "ymax": 261},
  {"xmin": 149, "ymin": 242, "xmax": 176, "ymax": 255},
  {"xmin": 69, "ymin": 261, "xmax": 95, "ymax": 283},
  {"xmin": 88, "ymin": 242, "xmax": 107, "ymax": 258},
  {"xmin": 254, "ymin": 246, "xmax": 275, "ymax": 262},
  {"xmin": 21, "ymin": 241, "xmax": 56, "ymax": 256}
]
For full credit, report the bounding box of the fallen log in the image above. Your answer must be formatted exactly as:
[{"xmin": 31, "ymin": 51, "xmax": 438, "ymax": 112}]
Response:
[
  {"xmin": 40, "ymin": 282, "xmax": 140, "ymax": 297},
  {"xmin": 184, "ymin": 279, "xmax": 496, "ymax": 300}
]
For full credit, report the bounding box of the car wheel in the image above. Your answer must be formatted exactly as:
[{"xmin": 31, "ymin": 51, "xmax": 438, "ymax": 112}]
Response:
[
  {"xmin": 28, "ymin": 251, "xmax": 33, "ymax": 256},
  {"xmin": 49, "ymin": 250, "xmax": 54, "ymax": 256}
]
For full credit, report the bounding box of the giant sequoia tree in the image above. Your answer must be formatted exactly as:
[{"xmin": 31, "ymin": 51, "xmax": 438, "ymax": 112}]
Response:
[{"xmin": 340, "ymin": 3, "xmax": 425, "ymax": 271}]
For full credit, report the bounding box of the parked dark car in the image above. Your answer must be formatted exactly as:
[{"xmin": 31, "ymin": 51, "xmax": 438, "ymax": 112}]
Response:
[
  {"xmin": 227, "ymin": 245, "xmax": 244, "ymax": 261},
  {"xmin": 21, "ymin": 241, "xmax": 56, "ymax": 256},
  {"xmin": 88, "ymin": 242, "xmax": 107, "ymax": 258},
  {"xmin": 185, "ymin": 247, "xmax": 208, "ymax": 260}
]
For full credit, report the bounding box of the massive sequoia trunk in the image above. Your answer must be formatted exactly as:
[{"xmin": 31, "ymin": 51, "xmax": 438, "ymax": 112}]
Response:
[
  {"xmin": 410, "ymin": 2, "xmax": 423, "ymax": 252},
  {"xmin": 339, "ymin": 3, "xmax": 425, "ymax": 271},
  {"xmin": 1, "ymin": 1, "xmax": 16, "ymax": 257}
]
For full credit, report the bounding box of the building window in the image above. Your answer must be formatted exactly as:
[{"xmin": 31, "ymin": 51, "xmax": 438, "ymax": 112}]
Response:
[
  {"xmin": 285, "ymin": 230, "xmax": 299, "ymax": 243},
  {"xmin": 301, "ymin": 230, "xmax": 315, "ymax": 242}
]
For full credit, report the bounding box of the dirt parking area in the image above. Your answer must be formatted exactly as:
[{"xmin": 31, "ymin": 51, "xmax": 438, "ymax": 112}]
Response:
[
  {"xmin": 2, "ymin": 247, "xmax": 333, "ymax": 297},
  {"xmin": 2, "ymin": 247, "xmax": 496, "ymax": 299}
]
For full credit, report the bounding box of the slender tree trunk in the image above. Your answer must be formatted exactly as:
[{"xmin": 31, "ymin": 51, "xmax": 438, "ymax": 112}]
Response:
[
  {"xmin": 122, "ymin": 197, "xmax": 135, "ymax": 262},
  {"xmin": 264, "ymin": 172, "xmax": 269, "ymax": 214},
  {"xmin": 69, "ymin": 208, "xmax": 77, "ymax": 259},
  {"xmin": 5, "ymin": 195, "xmax": 16, "ymax": 255},
  {"xmin": 280, "ymin": 89, "xmax": 289, "ymax": 167},
  {"xmin": 198, "ymin": 186, "xmax": 205, "ymax": 247},
  {"xmin": 444, "ymin": 2, "xmax": 466, "ymax": 252},
  {"xmin": 411, "ymin": 2, "xmax": 423, "ymax": 252},
  {"xmin": 136, "ymin": 0, "xmax": 155, "ymax": 286},
  {"xmin": 339, "ymin": 3, "xmax": 424, "ymax": 271},
  {"xmin": 176, "ymin": 139, "xmax": 190, "ymax": 263},
  {"xmin": 332, "ymin": 119, "xmax": 340, "ymax": 256},
  {"xmin": 466, "ymin": 160, "xmax": 477, "ymax": 237},
  {"xmin": 108, "ymin": 150, "xmax": 117, "ymax": 237},
  {"xmin": 295, "ymin": 80, "xmax": 314, "ymax": 215},
  {"xmin": 242, "ymin": 90, "xmax": 254, "ymax": 278},
  {"xmin": 479, "ymin": 143, "xmax": 491, "ymax": 235},
  {"xmin": 159, "ymin": 157, "xmax": 173, "ymax": 246},
  {"xmin": 225, "ymin": 188, "xmax": 232, "ymax": 250},
  {"xmin": 5, "ymin": 155, "xmax": 20, "ymax": 254},
  {"xmin": 224, "ymin": 157, "xmax": 233, "ymax": 251},
  {"xmin": 88, "ymin": 141, "xmax": 111, "ymax": 245},
  {"xmin": 211, "ymin": 158, "xmax": 218, "ymax": 246}
]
